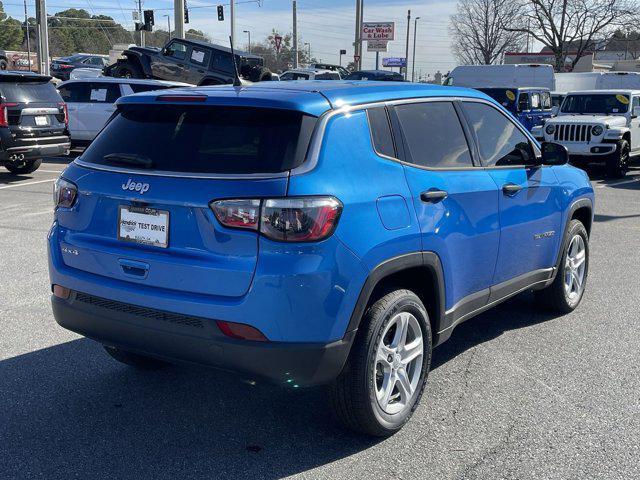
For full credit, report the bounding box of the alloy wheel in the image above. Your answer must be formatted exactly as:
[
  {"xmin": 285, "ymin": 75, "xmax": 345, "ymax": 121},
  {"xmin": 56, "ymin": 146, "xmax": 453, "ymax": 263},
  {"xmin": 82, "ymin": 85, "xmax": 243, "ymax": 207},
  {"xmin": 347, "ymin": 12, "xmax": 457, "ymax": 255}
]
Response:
[
  {"xmin": 374, "ymin": 312, "xmax": 424, "ymax": 415},
  {"xmin": 564, "ymin": 234, "xmax": 586, "ymax": 302}
]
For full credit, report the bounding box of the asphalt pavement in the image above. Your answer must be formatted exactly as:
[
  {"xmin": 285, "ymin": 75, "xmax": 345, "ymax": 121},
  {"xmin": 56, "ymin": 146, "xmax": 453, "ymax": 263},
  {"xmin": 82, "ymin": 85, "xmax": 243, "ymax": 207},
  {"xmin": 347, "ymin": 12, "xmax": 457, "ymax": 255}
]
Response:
[{"xmin": 1, "ymin": 157, "xmax": 639, "ymax": 479}]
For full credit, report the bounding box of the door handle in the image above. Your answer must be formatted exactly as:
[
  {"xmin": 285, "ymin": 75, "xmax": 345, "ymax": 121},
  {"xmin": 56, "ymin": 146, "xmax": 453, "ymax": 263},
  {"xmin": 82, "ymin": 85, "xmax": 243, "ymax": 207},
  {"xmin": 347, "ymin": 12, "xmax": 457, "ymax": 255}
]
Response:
[
  {"xmin": 420, "ymin": 189, "xmax": 448, "ymax": 203},
  {"xmin": 502, "ymin": 183, "xmax": 523, "ymax": 196}
]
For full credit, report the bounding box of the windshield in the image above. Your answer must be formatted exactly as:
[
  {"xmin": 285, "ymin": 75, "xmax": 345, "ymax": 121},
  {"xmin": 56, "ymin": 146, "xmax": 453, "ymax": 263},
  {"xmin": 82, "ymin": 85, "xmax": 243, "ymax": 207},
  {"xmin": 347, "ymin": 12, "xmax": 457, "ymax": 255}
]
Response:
[
  {"xmin": 81, "ymin": 105, "xmax": 316, "ymax": 174},
  {"xmin": 561, "ymin": 94, "xmax": 630, "ymax": 114},
  {"xmin": 476, "ymin": 88, "xmax": 517, "ymax": 108}
]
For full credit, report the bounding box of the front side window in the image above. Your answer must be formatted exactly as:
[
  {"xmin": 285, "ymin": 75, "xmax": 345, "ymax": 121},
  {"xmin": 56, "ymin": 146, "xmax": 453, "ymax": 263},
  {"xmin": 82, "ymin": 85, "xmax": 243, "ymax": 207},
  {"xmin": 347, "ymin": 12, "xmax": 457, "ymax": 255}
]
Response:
[
  {"xmin": 394, "ymin": 101, "xmax": 473, "ymax": 169},
  {"xmin": 463, "ymin": 101, "xmax": 535, "ymax": 167},
  {"xmin": 165, "ymin": 41, "xmax": 188, "ymax": 60},
  {"xmin": 367, "ymin": 107, "xmax": 395, "ymax": 158}
]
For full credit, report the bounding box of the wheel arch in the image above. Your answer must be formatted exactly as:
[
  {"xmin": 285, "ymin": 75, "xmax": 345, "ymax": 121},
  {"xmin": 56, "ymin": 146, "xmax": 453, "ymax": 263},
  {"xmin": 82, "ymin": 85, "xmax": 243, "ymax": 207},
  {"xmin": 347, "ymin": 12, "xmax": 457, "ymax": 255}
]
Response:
[
  {"xmin": 345, "ymin": 252, "xmax": 446, "ymax": 346},
  {"xmin": 122, "ymin": 52, "xmax": 151, "ymax": 77},
  {"xmin": 553, "ymin": 197, "xmax": 593, "ymax": 270}
]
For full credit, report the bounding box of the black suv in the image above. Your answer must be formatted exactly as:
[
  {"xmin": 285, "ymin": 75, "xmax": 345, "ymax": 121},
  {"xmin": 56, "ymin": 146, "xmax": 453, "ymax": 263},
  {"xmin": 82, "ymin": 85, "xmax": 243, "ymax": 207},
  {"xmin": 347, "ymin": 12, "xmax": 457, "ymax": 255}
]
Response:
[
  {"xmin": 105, "ymin": 38, "xmax": 271, "ymax": 85},
  {"xmin": 0, "ymin": 72, "xmax": 70, "ymax": 174}
]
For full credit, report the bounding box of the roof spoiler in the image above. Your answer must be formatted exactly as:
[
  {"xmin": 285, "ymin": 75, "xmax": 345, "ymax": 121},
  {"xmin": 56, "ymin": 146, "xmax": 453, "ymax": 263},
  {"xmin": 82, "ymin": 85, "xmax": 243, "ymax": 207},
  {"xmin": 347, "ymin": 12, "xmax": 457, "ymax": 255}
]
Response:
[{"xmin": 0, "ymin": 72, "xmax": 53, "ymax": 83}]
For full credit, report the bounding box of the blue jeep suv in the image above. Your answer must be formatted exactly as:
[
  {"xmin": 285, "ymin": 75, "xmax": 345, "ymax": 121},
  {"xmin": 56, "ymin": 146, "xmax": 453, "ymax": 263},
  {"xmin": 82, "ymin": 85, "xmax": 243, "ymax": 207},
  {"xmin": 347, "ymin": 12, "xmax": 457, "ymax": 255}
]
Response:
[{"xmin": 48, "ymin": 81, "xmax": 594, "ymax": 436}]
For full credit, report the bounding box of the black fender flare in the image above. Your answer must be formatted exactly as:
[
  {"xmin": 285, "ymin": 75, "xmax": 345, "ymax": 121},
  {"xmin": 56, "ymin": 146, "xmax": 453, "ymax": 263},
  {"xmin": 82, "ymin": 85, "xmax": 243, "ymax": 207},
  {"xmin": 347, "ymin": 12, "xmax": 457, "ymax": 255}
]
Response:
[
  {"xmin": 345, "ymin": 251, "xmax": 446, "ymax": 338},
  {"xmin": 552, "ymin": 197, "xmax": 593, "ymax": 271},
  {"xmin": 122, "ymin": 51, "xmax": 153, "ymax": 77}
]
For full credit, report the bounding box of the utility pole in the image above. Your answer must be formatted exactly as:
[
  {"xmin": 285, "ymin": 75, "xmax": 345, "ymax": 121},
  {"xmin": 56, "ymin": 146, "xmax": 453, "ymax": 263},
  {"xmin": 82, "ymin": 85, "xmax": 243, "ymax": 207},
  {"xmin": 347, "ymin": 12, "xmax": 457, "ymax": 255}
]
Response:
[
  {"xmin": 354, "ymin": 0, "xmax": 362, "ymax": 70},
  {"xmin": 174, "ymin": 0, "xmax": 184, "ymax": 39},
  {"xmin": 292, "ymin": 0, "xmax": 298, "ymax": 68},
  {"xmin": 164, "ymin": 14, "xmax": 171, "ymax": 38},
  {"xmin": 24, "ymin": 0, "xmax": 31, "ymax": 71},
  {"xmin": 404, "ymin": 9, "xmax": 410, "ymax": 80},
  {"xmin": 230, "ymin": 0, "xmax": 236, "ymax": 47},
  {"xmin": 137, "ymin": 0, "xmax": 145, "ymax": 46},
  {"xmin": 411, "ymin": 16, "xmax": 420, "ymax": 82},
  {"xmin": 35, "ymin": 0, "xmax": 49, "ymax": 75}
]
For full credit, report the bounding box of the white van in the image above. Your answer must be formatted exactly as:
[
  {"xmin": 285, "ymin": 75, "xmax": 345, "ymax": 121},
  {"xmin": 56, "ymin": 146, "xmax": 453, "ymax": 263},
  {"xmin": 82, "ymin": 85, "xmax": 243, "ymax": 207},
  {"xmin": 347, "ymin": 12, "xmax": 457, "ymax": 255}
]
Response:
[
  {"xmin": 555, "ymin": 72, "xmax": 640, "ymax": 93},
  {"xmin": 444, "ymin": 64, "xmax": 555, "ymax": 90}
]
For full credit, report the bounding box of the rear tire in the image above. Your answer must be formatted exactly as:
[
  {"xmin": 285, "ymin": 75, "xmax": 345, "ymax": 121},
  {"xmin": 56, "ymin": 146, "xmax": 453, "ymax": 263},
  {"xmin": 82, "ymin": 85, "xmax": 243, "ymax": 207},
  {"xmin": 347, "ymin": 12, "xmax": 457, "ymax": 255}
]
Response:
[
  {"xmin": 103, "ymin": 345, "xmax": 168, "ymax": 370},
  {"xmin": 112, "ymin": 60, "xmax": 143, "ymax": 79},
  {"xmin": 329, "ymin": 289, "xmax": 432, "ymax": 437},
  {"xmin": 606, "ymin": 139, "xmax": 629, "ymax": 178},
  {"xmin": 0, "ymin": 59, "xmax": 8, "ymax": 70},
  {"xmin": 535, "ymin": 219, "xmax": 589, "ymax": 313},
  {"xmin": 4, "ymin": 158, "xmax": 42, "ymax": 174}
]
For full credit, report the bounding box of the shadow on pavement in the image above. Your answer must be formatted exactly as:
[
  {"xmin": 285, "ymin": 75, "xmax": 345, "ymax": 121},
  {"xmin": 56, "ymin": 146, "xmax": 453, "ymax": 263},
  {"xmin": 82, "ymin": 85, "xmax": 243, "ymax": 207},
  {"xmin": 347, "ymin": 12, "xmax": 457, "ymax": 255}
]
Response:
[{"xmin": 1, "ymin": 293, "xmax": 560, "ymax": 479}]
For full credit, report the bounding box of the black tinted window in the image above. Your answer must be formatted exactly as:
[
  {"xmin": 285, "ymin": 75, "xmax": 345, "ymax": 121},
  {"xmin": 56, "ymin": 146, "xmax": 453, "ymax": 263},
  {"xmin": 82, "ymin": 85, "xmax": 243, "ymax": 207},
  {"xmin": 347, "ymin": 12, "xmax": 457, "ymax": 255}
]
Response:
[
  {"xmin": 128, "ymin": 84, "xmax": 176, "ymax": 93},
  {"xmin": 57, "ymin": 82, "xmax": 119, "ymax": 103},
  {"xmin": 367, "ymin": 107, "xmax": 395, "ymax": 157},
  {"xmin": 463, "ymin": 102, "xmax": 535, "ymax": 167},
  {"xmin": 81, "ymin": 105, "xmax": 316, "ymax": 174},
  {"xmin": 394, "ymin": 102, "xmax": 472, "ymax": 168},
  {"xmin": 1, "ymin": 81, "xmax": 62, "ymax": 103},
  {"xmin": 211, "ymin": 52, "xmax": 233, "ymax": 73},
  {"xmin": 166, "ymin": 41, "xmax": 188, "ymax": 60}
]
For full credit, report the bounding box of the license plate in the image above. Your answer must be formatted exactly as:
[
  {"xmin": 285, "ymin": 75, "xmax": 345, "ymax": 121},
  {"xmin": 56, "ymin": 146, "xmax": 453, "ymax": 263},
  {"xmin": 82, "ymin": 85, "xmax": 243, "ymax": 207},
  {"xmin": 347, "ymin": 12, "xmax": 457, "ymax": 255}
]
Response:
[
  {"xmin": 118, "ymin": 206, "xmax": 169, "ymax": 248},
  {"xmin": 34, "ymin": 116, "xmax": 48, "ymax": 126}
]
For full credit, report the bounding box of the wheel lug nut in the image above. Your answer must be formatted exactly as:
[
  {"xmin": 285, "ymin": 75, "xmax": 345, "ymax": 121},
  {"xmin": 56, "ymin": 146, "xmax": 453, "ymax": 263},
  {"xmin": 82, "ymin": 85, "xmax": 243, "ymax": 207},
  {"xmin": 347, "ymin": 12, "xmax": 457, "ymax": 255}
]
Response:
[{"xmin": 387, "ymin": 354, "xmax": 393, "ymax": 362}]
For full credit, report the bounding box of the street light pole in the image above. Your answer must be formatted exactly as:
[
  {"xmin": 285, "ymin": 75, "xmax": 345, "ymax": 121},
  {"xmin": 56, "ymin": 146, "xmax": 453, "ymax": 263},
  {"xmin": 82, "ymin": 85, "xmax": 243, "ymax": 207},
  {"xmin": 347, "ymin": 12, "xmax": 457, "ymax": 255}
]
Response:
[
  {"xmin": 304, "ymin": 42, "xmax": 311, "ymax": 63},
  {"xmin": 243, "ymin": 30, "xmax": 251, "ymax": 53},
  {"xmin": 230, "ymin": 0, "xmax": 236, "ymax": 47},
  {"xmin": 411, "ymin": 16, "xmax": 420, "ymax": 82},
  {"xmin": 404, "ymin": 9, "xmax": 410, "ymax": 80},
  {"xmin": 164, "ymin": 14, "xmax": 171, "ymax": 38}
]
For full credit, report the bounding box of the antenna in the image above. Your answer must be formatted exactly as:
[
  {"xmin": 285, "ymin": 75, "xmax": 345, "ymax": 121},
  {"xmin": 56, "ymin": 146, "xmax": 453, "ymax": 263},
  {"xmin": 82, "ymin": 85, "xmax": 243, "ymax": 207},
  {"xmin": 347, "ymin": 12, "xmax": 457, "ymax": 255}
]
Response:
[{"xmin": 229, "ymin": 35, "xmax": 242, "ymax": 87}]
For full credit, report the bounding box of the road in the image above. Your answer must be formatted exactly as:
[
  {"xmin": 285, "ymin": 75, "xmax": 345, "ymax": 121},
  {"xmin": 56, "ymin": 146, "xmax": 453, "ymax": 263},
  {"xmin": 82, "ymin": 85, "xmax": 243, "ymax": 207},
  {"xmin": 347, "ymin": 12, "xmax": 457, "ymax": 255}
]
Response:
[{"xmin": 1, "ymin": 158, "xmax": 639, "ymax": 479}]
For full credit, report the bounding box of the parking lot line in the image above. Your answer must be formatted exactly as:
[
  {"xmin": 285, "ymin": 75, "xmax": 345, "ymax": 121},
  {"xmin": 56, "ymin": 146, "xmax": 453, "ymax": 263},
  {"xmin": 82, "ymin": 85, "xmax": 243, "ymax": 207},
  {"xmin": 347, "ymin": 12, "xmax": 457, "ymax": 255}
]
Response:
[
  {"xmin": 595, "ymin": 178, "xmax": 639, "ymax": 189},
  {"xmin": 0, "ymin": 179, "xmax": 55, "ymax": 190},
  {"xmin": 38, "ymin": 170, "xmax": 63, "ymax": 174}
]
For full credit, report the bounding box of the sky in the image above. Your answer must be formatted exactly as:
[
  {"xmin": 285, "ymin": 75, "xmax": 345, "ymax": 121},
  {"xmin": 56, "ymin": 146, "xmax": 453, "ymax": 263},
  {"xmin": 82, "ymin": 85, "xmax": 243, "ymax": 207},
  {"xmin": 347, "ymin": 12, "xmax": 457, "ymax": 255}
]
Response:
[{"xmin": 2, "ymin": 0, "xmax": 458, "ymax": 77}]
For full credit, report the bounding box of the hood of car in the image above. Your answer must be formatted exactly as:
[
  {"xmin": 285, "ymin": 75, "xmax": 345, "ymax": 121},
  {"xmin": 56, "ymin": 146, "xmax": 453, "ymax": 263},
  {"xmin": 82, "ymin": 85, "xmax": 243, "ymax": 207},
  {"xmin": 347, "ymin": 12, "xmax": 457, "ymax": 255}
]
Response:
[{"xmin": 550, "ymin": 114, "xmax": 627, "ymax": 126}]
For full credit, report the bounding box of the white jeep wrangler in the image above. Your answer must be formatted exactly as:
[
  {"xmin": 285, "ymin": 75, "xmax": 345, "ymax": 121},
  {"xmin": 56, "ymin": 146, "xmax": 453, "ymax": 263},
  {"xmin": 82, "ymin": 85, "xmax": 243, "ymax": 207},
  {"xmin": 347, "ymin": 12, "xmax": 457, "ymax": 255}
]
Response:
[{"xmin": 532, "ymin": 89, "xmax": 640, "ymax": 177}]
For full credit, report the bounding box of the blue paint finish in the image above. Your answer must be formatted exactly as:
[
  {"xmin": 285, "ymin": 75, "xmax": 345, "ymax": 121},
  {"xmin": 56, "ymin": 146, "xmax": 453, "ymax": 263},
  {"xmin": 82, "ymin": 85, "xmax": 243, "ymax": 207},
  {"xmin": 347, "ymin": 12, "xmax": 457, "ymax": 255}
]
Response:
[
  {"xmin": 48, "ymin": 80, "xmax": 594, "ymax": 361},
  {"xmin": 376, "ymin": 195, "xmax": 411, "ymax": 230},
  {"xmin": 401, "ymin": 166, "xmax": 501, "ymax": 309},
  {"xmin": 486, "ymin": 166, "xmax": 563, "ymax": 284}
]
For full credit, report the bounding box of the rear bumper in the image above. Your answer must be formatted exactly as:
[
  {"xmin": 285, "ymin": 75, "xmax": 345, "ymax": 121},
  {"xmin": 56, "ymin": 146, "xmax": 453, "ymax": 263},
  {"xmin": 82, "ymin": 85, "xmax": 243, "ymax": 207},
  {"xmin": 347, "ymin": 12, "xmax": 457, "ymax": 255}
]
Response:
[
  {"xmin": 52, "ymin": 291, "xmax": 355, "ymax": 387},
  {"xmin": 0, "ymin": 135, "xmax": 70, "ymax": 161}
]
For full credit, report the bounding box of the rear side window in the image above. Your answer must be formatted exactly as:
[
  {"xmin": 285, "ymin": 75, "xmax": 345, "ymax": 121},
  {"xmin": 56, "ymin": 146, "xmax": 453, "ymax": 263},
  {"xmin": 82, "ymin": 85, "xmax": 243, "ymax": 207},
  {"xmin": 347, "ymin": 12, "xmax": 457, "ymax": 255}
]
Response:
[
  {"xmin": 211, "ymin": 52, "xmax": 233, "ymax": 73},
  {"xmin": 0, "ymin": 81, "xmax": 62, "ymax": 103},
  {"xmin": 58, "ymin": 82, "xmax": 119, "ymax": 103},
  {"xmin": 463, "ymin": 102, "xmax": 535, "ymax": 167},
  {"xmin": 367, "ymin": 107, "xmax": 395, "ymax": 158},
  {"xmin": 81, "ymin": 105, "xmax": 317, "ymax": 174},
  {"xmin": 394, "ymin": 102, "xmax": 472, "ymax": 168}
]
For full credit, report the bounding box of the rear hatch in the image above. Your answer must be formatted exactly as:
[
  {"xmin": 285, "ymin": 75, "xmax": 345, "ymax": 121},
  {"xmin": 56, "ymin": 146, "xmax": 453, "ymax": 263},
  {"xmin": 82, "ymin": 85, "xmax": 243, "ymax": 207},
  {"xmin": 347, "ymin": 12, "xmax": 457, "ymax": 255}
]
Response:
[
  {"xmin": 0, "ymin": 75, "xmax": 66, "ymax": 138},
  {"xmin": 58, "ymin": 101, "xmax": 317, "ymax": 297}
]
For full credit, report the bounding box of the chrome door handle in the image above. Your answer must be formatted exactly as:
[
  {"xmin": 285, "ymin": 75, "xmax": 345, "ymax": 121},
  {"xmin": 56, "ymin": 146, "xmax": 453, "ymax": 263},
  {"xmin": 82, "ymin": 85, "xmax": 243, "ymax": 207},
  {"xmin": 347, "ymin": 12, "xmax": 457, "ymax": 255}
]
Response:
[
  {"xmin": 502, "ymin": 183, "xmax": 523, "ymax": 196},
  {"xmin": 420, "ymin": 189, "xmax": 448, "ymax": 203}
]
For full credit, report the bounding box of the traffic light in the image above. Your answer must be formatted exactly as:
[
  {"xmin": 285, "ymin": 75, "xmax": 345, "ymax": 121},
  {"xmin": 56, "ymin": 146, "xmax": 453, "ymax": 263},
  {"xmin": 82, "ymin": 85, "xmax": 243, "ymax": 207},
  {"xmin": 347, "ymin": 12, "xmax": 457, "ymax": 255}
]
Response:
[
  {"xmin": 217, "ymin": 5, "xmax": 224, "ymax": 21},
  {"xmin": 143, "ymin": 10, "xmax": 154, "ymax": 31}
]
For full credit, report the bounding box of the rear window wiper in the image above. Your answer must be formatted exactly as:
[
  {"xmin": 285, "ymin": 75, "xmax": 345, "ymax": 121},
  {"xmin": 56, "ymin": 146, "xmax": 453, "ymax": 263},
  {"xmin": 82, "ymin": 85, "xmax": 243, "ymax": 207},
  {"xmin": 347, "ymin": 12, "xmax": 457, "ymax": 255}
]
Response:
[{"xmin": 103, "ymin": 153, "xmax": 154, "ymax": 169}]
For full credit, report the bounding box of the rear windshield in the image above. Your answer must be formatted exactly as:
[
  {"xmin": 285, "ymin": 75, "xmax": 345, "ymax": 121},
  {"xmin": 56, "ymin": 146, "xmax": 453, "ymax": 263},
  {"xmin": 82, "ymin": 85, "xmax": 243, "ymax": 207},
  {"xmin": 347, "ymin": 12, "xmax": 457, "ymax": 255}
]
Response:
[
  {"xmin": 0, "ymin": 81, "xmax": 62, "ymax": 103},
  {"xmin": 81, "ymin": 105, "xmax": 316, "ymax": 174}
]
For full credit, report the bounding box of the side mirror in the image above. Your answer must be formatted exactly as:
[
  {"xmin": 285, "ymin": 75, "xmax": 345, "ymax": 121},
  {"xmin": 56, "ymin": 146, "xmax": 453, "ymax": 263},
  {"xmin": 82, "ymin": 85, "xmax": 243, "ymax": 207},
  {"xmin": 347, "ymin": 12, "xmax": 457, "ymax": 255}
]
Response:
[
  {"xmin": 541, "ymin": 142, "xmax": 568, "ymax": 166},
  {"xmin": 632, "ymin": 106, "xmax": 640, "ymax": 119}
]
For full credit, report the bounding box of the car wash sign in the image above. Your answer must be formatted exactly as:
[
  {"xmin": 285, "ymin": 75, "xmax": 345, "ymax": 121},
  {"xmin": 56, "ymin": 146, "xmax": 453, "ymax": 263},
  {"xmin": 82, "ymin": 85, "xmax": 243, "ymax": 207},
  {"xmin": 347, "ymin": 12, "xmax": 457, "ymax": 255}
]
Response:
[{"xmin": 362, "ymin": 22, "xmax": 395, "ymax": 41}]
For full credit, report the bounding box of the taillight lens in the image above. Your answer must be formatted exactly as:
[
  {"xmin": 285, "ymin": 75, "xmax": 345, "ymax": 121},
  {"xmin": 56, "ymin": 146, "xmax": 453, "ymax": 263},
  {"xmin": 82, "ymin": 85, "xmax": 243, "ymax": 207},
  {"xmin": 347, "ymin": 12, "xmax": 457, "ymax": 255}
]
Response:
[
  {"xmin": 210, "ymin": 199, "xmax": 261, "ymax": 230},
  {"xmin": 54, "ymin": 178, "xmax": 77, "ymax": 209},
  {"xmin": 58, "ymin": 102, "xmax": 68, "ymax": 126},
  {"xmin": 209, "ymin": 196, "xmax": 342, "ymax": 243},
  {"xmin": 0, "ymin": 102, "xmax": 18, "ymax": 127},
  {"xmin": 261, "ymin": 197, "xmax": 342, "ymax": 242}
]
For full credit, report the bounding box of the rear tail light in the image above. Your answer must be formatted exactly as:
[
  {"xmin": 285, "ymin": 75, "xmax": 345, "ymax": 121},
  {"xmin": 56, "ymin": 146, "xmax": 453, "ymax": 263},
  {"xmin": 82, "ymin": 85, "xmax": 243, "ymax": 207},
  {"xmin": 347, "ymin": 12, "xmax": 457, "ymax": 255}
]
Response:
[
  {"xmin": 59, "ymin": 64, "xmax": 74, "ymax": 69},
  {"xmin": 216, "ymin": 320, "xmax": 268, "ymax": 341},
  {"xmin": 54, "ymin": 178, "xmax": 77, "ymax": 209},
  {"xmin": 58, "ymin": 102, "xmax": 68, "ymax": 126},
  {"xmin": 0, "ymin": 102, "xmax": 18, "ymax": 127},
  {"xmin": 209, "ymin": 196, "xmax": 342, "ymax": 243}
]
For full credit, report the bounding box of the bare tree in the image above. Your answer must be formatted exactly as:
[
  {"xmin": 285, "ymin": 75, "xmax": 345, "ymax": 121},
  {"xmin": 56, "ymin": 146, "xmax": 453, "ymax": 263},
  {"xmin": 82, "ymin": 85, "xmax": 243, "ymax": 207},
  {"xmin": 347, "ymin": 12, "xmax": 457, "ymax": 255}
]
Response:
[
  {"xmin": 449, "ymin": 0, "xmax": 527, "ymax": 65},
  {"xmin": 508, "ymin": 0, "xmax": 639, "ymax": 71}
]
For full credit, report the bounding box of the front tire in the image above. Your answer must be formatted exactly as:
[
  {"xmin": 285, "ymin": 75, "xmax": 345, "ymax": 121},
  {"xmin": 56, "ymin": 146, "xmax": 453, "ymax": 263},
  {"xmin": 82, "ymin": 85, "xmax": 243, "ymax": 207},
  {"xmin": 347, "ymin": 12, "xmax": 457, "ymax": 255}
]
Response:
[
  {"xmin": 0, "ymin": 59, "xmax": 8, "ymax": 70},
  {"xmin": 330, "ymin": 289, "xmax": 432, "ymax": 437},
  {"xmin": 536, "ymin": 219, "xmax": 589, "ymax": 313},
  {"xmin": 112, "ymin": 60, "xmax": 143, "ymax": 79},
  {"xmin": 606, "ymin": 139, "xmax": 630, "ymax": 178},
  {"xmin": 103, "ymin": 345, "xmax": 168, "ymax": 370},
  {"xmin": 4, "ymin": 158, "xmax": 42, "ymax": 174}
]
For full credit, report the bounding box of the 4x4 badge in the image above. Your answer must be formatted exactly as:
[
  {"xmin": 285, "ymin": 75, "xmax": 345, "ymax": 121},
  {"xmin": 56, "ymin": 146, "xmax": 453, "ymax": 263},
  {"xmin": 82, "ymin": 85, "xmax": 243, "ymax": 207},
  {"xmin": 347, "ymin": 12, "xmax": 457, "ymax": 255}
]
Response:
[{"xmin": 122, "ymin": 178, "xmax": 150, "ymax": 194}]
